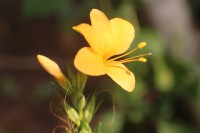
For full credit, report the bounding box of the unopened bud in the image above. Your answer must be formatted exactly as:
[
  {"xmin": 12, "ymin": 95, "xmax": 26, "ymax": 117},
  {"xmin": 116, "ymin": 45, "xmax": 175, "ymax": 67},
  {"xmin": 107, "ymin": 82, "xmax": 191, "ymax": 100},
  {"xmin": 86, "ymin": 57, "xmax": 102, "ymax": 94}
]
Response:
[
  {"xmin": 37, "ymin": 55, "xmax": 64, "ymax": 79},
  {"xmin": 65, "ymin": 104, "xmax": 80, "ymax": 125},
  {"xmin": 37, "ymin": 55, "xmax": 70, "ymax": 91}
]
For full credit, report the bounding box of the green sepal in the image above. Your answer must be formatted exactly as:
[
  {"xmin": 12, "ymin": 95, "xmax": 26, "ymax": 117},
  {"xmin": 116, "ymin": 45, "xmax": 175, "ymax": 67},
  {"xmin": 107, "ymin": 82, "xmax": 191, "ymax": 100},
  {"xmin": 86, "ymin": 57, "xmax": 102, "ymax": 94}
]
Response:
[
  {"xmin": 67, "ymin": 67, "xmax": 87, "ymax": 92},
  {"xmin": 94, "ymin": 122, "xmax": 103, "ymax": 133},
  {"xmin": 83, "ymin": 95, "xmax": 95, "ymax": 122},
  {"xmin": 59, "ymin": 77, "xmax": 72, "ymax": 92},
  {"xmin": 76, "ymin": 72, "xmax": 87, "ymax": 92},
  {"xmin": 79, "ymin": 121, "xmax": 92, "ymax": 133},
  {"xmin": 94, "ymin": 100, "xmax": 103, "ymax": 116},
  {"xmin": 71, "ymin": 92, "xmax": 86, "ymax": 112}
]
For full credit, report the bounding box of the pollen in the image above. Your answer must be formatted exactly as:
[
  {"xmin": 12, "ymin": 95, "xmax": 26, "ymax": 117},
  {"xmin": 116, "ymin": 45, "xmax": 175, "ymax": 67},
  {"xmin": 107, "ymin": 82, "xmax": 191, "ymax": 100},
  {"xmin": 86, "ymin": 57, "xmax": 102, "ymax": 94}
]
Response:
[
  {"xmin": 138, "ymin": 42, "xmax": 146, "ymax": 49},
  {"xmin": 138, "ymin": 57, "xmax": 147, "ymax": 62}
]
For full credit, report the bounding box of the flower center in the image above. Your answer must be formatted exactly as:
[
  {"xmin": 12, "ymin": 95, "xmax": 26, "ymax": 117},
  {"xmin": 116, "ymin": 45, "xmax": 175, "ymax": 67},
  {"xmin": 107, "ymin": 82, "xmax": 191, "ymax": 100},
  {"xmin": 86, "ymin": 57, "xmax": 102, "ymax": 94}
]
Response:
[{"xmin": 106, "ymin": 42, "xmax": 152, "ymax": 64}]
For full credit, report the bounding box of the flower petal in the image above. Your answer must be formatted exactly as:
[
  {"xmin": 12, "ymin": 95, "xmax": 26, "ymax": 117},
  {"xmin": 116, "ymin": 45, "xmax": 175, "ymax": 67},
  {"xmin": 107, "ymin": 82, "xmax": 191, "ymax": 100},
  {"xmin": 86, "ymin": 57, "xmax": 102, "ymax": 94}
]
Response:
[
  {"xmin": 90, "ymin": 9, "xmax": 113, "ymax": 54},
  {"xmin": 105, "ymin": 62, "xmax": 135, "ymax": 92},
  {"xmin": 104, "ymin": 18, "xmax": 135, "ymax": 59},
  {"xmin": 74, "ymin": 47, "xmax": 106, "ymax": 76},
  {"xmin": 73, "ymin": 9, "xmax": 113, "ymax": 56},
  {"xmin": 72, "ymin": 24, "xmax": 101, "ymax": 54}
]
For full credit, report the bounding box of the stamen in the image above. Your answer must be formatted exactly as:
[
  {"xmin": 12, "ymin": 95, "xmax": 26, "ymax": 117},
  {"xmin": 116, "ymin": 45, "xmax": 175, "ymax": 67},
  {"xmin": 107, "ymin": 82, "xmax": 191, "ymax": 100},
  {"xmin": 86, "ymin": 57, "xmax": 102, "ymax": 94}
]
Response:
[
  {"xmin": 117, "ymin": 52, "xmax": 151, "ymax": 64},
  {"xmin": 138, "ymin": 57, "xmax": 147, "ymax": 62},
  {"xmin": 138, "ymin": 42, "xmax": 146, "ymax": 49},
  {"xmin": 107, "ymin": 47, "xmax": 138, "ymax": 62},
  {"xmin": 119, "ymin": 59, "xmax": 138, "ymax": 63},
  {"xmin": 128, "ymin": 52, "xmax": 152, "ymax": 59},
  {"xmin": 106, "ymin": 42, "xmax": 147, "ymax": 63},
  {"xmin": 118, "ymin": 53, "xmax": 152, "ymax": 62},
  {"xmin": 118, "ymin": 57, "xmax": 148, "ymax": 64}
]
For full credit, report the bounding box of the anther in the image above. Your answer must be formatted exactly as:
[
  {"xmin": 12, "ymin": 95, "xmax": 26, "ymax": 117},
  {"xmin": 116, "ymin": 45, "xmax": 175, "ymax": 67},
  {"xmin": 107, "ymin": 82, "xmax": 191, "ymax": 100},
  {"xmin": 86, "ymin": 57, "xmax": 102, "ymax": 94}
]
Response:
[
  {"xmin": 137, "ymin": 42, "xmax": 146, "ymax": 49},
  {"xmin": 138, "ymin": 57, "xmax": 147, "ymax": 62}
]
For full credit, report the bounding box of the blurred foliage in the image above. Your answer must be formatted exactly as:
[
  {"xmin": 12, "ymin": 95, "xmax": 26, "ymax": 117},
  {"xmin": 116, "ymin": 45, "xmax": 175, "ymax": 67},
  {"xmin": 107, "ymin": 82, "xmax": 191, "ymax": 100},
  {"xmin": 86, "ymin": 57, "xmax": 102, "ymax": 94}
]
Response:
[
  {"xmin": 22, "ymin": 0, "xmax": 99, "ymax": 18},
  {"xmin": 0, "ymin": 129, "xmax": 6, "ymax": 133},
  {"xmin": 21, "ymin": 0, "xmax": 99, "ymax": 31},
  {"xmin": 0, "ymin": 76, "xmax": 20, "ymax": 100},
  {"xmin": 32, "ymin": 82, "xmax": 55, "ymax": 104},
  {"xmin": 105, "ymin": 29, "xmax": 200, "ymax": 132},
  {"xmin": 188, "ymin": 0, "xmax": 200, "ymax": 21},
  {"xmin": 94, "ymin": 1, "xmax": 200, "ymax": 133}
]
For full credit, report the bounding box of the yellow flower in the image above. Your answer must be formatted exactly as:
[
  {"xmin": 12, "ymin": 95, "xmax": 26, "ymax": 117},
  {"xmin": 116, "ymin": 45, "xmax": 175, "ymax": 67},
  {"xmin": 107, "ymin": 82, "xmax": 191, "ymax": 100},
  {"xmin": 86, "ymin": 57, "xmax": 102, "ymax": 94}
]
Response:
[
  {"xmin": 73, "ymin": 9, "xmax": 150, "ymax": 92},
  {"xmin": 37, "ymin": 55, "xmax": 66, "ymax": 86}
]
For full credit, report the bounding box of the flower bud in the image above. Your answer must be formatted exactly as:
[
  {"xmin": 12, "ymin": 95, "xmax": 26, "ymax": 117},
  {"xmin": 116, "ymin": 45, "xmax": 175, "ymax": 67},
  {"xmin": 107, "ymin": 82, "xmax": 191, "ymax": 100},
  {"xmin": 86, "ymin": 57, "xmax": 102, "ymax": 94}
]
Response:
[
  {"xmin": 65, "ymin": 104, "xmax": 80, "ymax": 126},
  {"xmin": 37, "ymin": 55, "xmax": 70, "ymax": 90}
]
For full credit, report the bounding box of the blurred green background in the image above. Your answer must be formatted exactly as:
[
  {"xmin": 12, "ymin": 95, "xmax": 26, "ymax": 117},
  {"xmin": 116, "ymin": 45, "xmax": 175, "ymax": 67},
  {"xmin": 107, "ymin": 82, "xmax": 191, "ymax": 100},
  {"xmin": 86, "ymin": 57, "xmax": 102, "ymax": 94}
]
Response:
[{"xmin": 0, "ymin": 0, "xmax": 200, "ymax": 133}]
